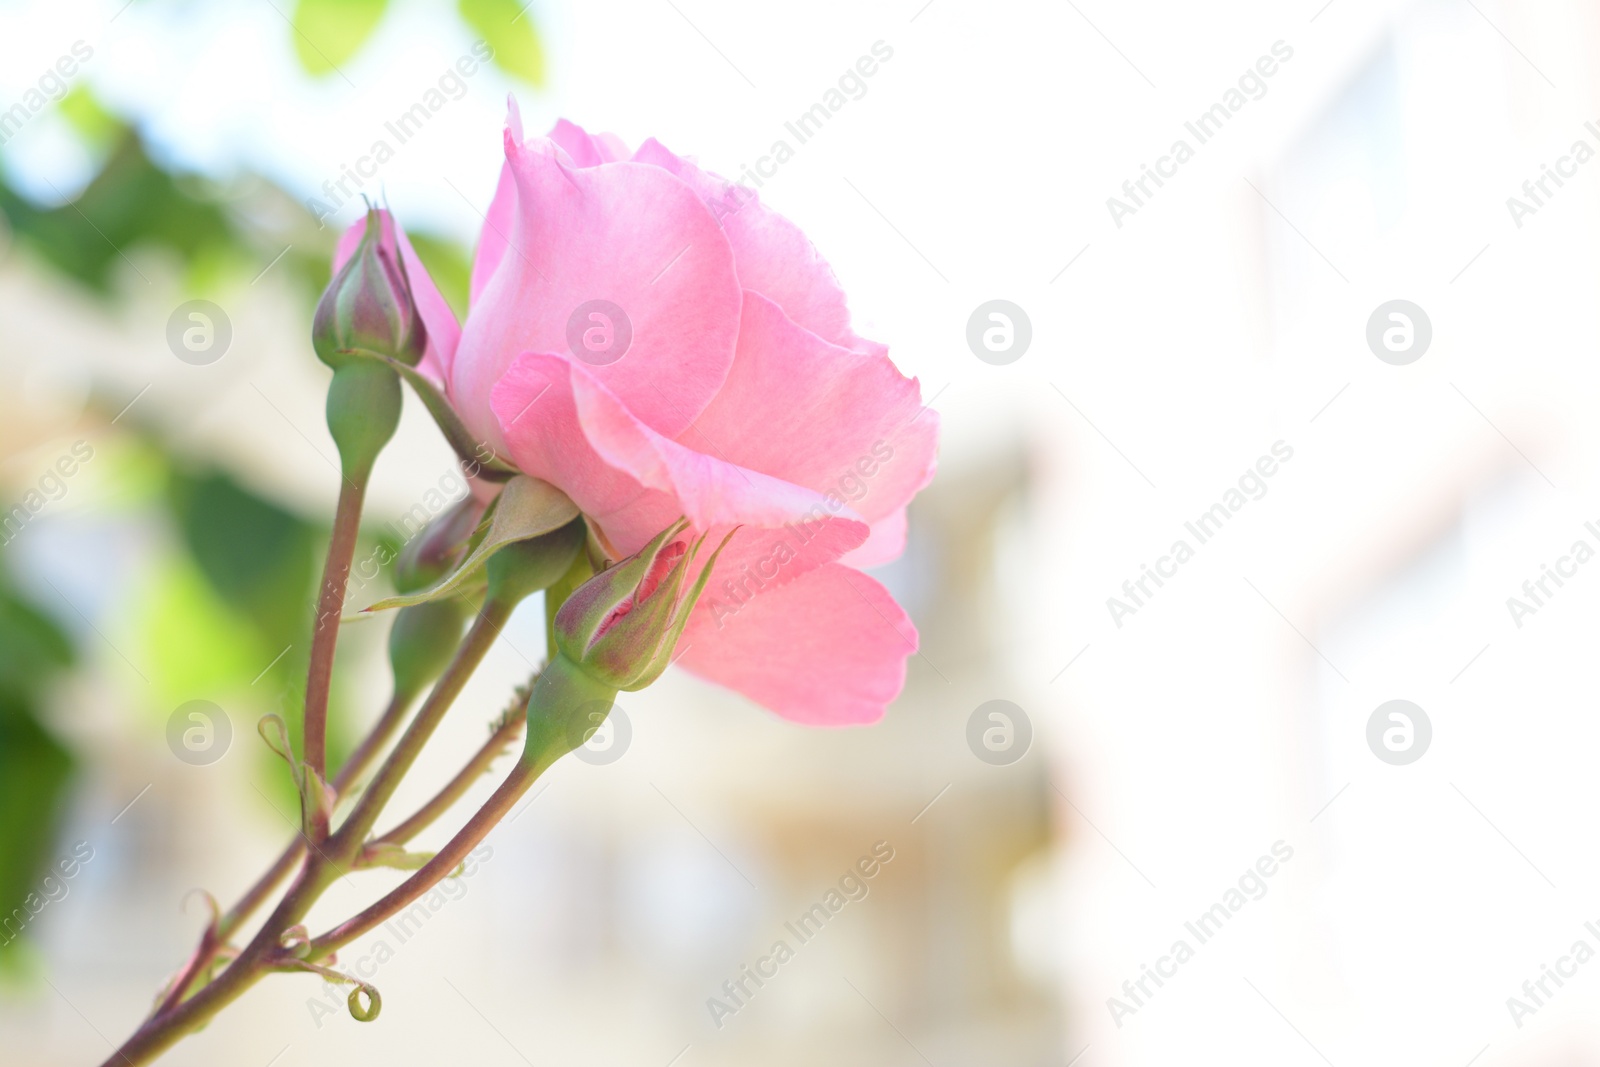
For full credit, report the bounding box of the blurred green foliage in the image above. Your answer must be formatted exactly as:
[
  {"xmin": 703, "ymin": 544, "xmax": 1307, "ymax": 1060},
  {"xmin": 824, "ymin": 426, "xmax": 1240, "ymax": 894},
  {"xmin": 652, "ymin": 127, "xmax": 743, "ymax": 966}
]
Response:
[
  {"xmin": 168, "ymin": 470, "xmax": 321, "ymax": 649},
  {"xmin": 0, "ymin": 135, "xmax": 239, "ymax": 294},
  {"xmin": 457, "ymin": 0, "xmax": 546, "ymax": 85},
  {"xmin": 57, "ymin": 86, "xmax": 121, "ymax": 151},
  {"xmin": 291, "ymin": 0, "xmax": 391, "ymax": 76},
  {"xmin": 0, "ymin": 46, "xmax": 494, "ymax": 955},
  {"xmin": 289, "ymin": 0, "xmax": 545, "ymax": 85},
  {"xmin": 160, "ymin": 463, "xmax": 357, "ymax": 817},
  {"xmin": 0, "ymin": 567, "xmax": 76, "ymax": 975}
]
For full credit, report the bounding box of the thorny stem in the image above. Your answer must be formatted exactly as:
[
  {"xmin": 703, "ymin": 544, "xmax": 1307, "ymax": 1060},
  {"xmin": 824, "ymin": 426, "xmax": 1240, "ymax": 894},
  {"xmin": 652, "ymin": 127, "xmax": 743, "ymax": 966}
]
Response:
[
  {"xmin": 325, "ymin": 598, "xmax": 513, "ymax": 858},
  {"xmin": 370, "ymin": 701, "xmax": 527, "ymax": 849},
  {"xmin": 101, "ymin": 502, "xmax": 595, "ymax": 1065},
  {"xmin": 309, "ymin": 758, "xmax": 542, "ymax": 959},
  {"xmin": 308, "ymin": 654, "xmax": 610, "ymax": 959},
  {"xmin": 116, "ymin": 602, "xmax": 512, "ymax": 1062},
  {"xmin": 151, "ymin": 688, "xmax": 419, "ymax": 1016},
  {"xmin": 100, "ymin": 649, "xmax": 524, "ymax": 1067},
  {"xmin": 98, "ymin": 673, "xmax": 567, "ymax": 1067}
]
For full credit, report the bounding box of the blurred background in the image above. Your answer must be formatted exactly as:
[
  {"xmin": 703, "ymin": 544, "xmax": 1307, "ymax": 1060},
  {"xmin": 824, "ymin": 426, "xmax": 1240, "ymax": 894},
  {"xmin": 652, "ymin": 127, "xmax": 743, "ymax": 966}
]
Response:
[{"xmin": 1, "ymin": 0, "xmax": 1598, "ymax": 1064}]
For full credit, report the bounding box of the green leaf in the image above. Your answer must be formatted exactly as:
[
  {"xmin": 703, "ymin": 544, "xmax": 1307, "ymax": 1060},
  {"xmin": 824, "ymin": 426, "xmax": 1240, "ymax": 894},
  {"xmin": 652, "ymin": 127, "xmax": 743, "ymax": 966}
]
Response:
[
  {"xmin": 364, "ymin": 476, "xmax": 577, "ymax": 612},
  {"xmin": 458, "ymin": 0, "xmax": 546, "ymax": 85},
  {"xmin": 290, "ymin": 0, "xmax": 390, "ymax": 77}
]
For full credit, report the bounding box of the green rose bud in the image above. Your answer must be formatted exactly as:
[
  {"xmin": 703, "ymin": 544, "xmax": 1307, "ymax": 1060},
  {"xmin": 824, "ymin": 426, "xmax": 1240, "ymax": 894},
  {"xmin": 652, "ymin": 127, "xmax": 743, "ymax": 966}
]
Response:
[
  {"xmin": 552, "ymin": 519, "xmax": 732, "ymax": 692},
  {"xmin": 312, "ymin": 206, "xmax": 428, "ymax": 370}
]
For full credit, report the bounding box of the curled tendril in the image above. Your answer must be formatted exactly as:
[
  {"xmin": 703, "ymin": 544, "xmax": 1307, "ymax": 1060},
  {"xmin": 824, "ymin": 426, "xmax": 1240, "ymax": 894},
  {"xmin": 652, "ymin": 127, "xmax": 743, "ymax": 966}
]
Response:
[
  {"xmin": 277, "ymin": 957, "xmax": 382, "ymax": 1021},
  {"xmin": 279, "ymin": 924, "xmax": 312, "ymax": 959},
  {"xmin": 179, "ymin": 888, "xmax": 221, "ymax": 927},
  {"xmin": 257, "ymin": 714, "xmax": 296, "ymax": 769},
  {"xmin": 347, "ymin": 983, "xmax": 382, "ymax": 1022},
  {"xmin": 256, "ymin": 714, "xmax": 338, "ymax": 836}
]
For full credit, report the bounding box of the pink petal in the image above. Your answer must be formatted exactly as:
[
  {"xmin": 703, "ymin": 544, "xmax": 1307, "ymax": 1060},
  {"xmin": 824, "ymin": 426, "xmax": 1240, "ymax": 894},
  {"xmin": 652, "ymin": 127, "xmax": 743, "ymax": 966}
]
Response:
[
  {"xmin": 469, "ymin": 98, "xmax": 527, "ymax": 304},
  {"xmin": 451, "ymin": 132, "xmax": 742, "ymax": 455},
  {"xmin": 490, "ymin": 353, "xmax": 866, "ymax": 582},
  {"xmin": 469, "ymin": 160, "xmax": 518, "ymax": 305},
  {"xmin": 839, "ymin": 507, "xmax": 907, "ymax": 569},
  {"xmin": 548, "ymin": 118, "xmax": 631, "ymax": 167},
  {"xmin": 685, "ymin": 293, "xmax": 938, "ymax": 525},
  {"xmin": 333, "ymin": 212, "xmax": 460, "ymax": 386},
  {"xmin": 678, "ymin": 564, "xmax": 917, "ymax": 725},
  {"xmin": 632, "ymin": 138, "xmax": 871, "ymax": 350}
]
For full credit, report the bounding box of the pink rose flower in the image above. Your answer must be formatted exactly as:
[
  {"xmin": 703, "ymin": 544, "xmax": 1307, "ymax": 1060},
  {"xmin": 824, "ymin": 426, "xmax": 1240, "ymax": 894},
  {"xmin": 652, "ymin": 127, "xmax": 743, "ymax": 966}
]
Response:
[{"xmin": 335, "ymin": 102, "xmax": 938, "ymax": 725}]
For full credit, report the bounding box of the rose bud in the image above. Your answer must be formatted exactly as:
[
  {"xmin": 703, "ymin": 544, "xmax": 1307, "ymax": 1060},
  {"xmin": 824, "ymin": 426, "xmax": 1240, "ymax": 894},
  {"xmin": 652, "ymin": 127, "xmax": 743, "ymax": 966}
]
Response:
[
  {"xmin": 386, "ymin": 496, "xmax": 487, "ymax": 702},
  {"xmin": 553, "ymin": 519, "xmax": 731, "ymax": 692},
  {"xmin": 313, "ymin": 205, "xmax": 428, "ymax": 370},
  {"xmin": 393, "ymin": 494, "xmax": 488, "ymax": 594}
]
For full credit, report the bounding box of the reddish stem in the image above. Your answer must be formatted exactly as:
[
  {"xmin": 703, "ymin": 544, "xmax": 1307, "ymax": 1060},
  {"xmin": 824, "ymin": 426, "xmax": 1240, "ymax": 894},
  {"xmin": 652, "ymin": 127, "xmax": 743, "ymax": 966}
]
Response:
[
  {"xmin": 302, "ymin": 475, "xmax": 368, "ymax": 835},
  {"xmin": 150, "ymin": 686, "xmax": 418, "ymax": 1017},
  {"xmin": 311, "ymin": 759, "xmax": 540, "ymax": 959},
  {"xmin": 370, "ymin": 706, "xmax": 526, "ymax": 849}
]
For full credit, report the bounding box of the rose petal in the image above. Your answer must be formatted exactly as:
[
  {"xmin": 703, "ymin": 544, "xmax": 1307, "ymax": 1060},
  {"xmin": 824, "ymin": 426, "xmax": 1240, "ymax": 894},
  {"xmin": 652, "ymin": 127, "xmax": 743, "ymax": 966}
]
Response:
[
  {"xmin": 685, "ymin": 292, "xmax": 938, "ymax": 524},
  {"xmin": 469, "ymin": 98, "xmax": 529, "ymax": 303},
  {"xmin": 451, "ymin": 131, "xmax": 742, "ymax": 454},
  {"xmin": 838, "ymin": 507, "xmax": 907, "ymax": 569},
  {"xmin": 469, "ymin": 160, "xmax": 518, "ymax": 305},
  {"xmin": 549, "ymin": 118, "xmax": 631, "ymax": 167},
  {"xmin": 678, "ymin": 563, "xmax": 916, "ymax": 725},
  {"xmin": 631, "ymin": 138, "xmax": 875, "ymax": 351},
  {"xmin": 491, "ymin": 353, "xmax": 866, "ymax": 584},
  {"xmin": 475, "ymin": 114, "xmax": 631, "ymax": 304}
]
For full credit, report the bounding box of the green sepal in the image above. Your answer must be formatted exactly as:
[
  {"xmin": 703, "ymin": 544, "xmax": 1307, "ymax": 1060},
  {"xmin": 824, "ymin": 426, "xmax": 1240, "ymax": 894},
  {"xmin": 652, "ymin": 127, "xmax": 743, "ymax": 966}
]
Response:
[
  {"xmin": 338, "ymin": 346, "xmax": 517, "ymax": 481},
  {"xmin": 542, "ymin": 547, "xmax": 595, "ymax": 665},
  {"xmin": 363, "ymin": 476, "xmax": 578, "ymax": 612},
  {"xmin": 626, "ymin": 528, "xmax": 737, "ymax": 690},
  {"xmin": 313, "ymin": 205, "xmax": 426, "ymax": 370},
  {"xmin": 553, "ymin": 519, "xmax": 686, "ymax": 662},
  {"xmin": 393, "ymin": 494, "xmax": 485, "ymax": 594},
  {"xmin": 550, "ymin": 521, "xmax": 734, "ymax": 692},
  {"xmin": 326, "ymin": 360, "xmax": 402, "ymax": 480},
  {"xmin": 520, "ymin": 653, "xmax": 621, "ymax": 770}
]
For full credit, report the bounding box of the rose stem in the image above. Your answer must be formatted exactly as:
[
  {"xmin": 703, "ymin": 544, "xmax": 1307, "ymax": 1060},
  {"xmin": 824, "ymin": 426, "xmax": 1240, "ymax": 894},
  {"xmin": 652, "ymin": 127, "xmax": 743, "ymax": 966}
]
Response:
[
  {"xmin": 301, "ymin": 475, "xmax": 367, "ymax": 836},
  {"xmin": 152, "ymin": 685, "xmax": 419, "ymax": 1016},
  {"xmin": 323, "ymin": 597, "xmax": 514, "ymax": 857},
  {"xmin": 308, "ymin": 759, "xmax": 540, "ymax": 960},
  {"xmin": 367, "ymin": 706, "xmax": 526, "ymax": 850}
]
